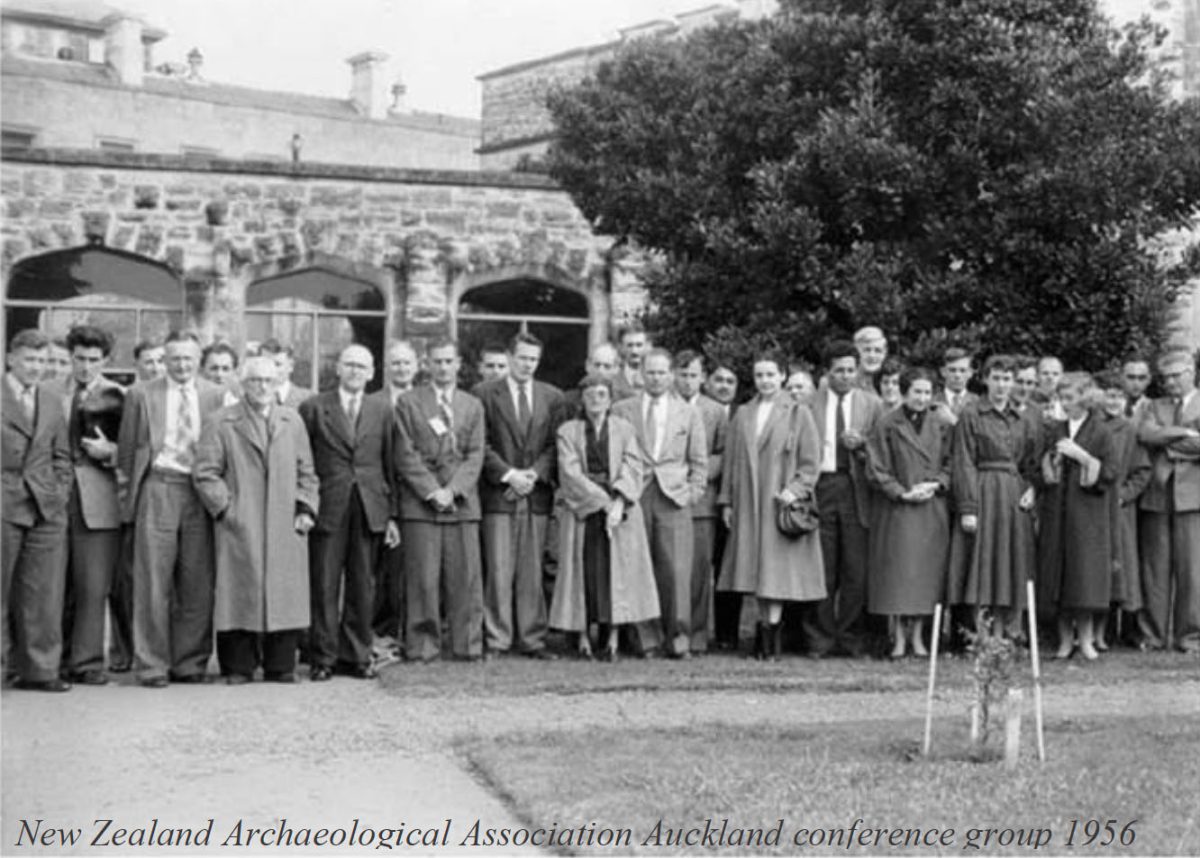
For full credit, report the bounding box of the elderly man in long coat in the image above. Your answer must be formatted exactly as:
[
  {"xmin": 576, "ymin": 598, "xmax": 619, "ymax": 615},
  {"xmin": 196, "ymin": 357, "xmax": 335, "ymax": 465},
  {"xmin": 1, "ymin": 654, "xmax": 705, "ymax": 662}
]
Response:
[{"xmin": 193, "ymin": 356, "xmax": 319, "ymax": 684}]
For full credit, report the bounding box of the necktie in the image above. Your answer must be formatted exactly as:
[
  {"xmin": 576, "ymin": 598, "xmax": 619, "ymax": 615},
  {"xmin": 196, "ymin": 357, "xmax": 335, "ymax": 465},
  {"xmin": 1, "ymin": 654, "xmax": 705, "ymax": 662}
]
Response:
[
  {"xmin": 517, "ymin": 381, "xmax": 532, "ymax": 432},
  {"xmin": 646, "ymin": 397, "xmax": 660, "ymax": 459},
  {"xmin": 22, "ymin": 385, "xmax": 36, "ymax": 422},
  {"xmin": 346, "ymin": 394, "xmax": 359, "ymax": 427},
  {"xmin": 177, "ymin": 386, "xmax": 195, "ymax": 466},
  {"xmin": 835, "ymin": 392, "xmax": 849, "ymax": 471},
  {"xmin": 1173, "ymin": 398, "xmax": 1184, "ymax": 426}
]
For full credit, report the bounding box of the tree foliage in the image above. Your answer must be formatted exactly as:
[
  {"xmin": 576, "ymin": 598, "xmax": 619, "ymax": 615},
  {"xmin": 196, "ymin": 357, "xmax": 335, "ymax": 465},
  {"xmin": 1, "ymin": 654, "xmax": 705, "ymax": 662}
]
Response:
[{"xmin": 546, "ymin": 0, "xmax": 1200, "ymax": 373}]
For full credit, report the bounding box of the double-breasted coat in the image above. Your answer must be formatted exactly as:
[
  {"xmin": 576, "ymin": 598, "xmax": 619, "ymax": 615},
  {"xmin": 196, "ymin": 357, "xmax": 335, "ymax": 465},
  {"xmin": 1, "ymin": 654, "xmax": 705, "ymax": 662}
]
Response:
[
  {"xmin": 193, "ymin": 400, "xmax": 319, "ymax": 633},
  {"xmin": 549, "ymin": 415, "xmax": 660, "ymax": 630},
  {"xmin": 865, "ymin": 407, "xmax": 952, "ymax": 616},
  {"xmin": 717, "ymin": 396, "xmax": 826, "ymax": 602},
  {"xmin": 1035, "ymin": 410, "xmax": 1118, "ymax": 612}
]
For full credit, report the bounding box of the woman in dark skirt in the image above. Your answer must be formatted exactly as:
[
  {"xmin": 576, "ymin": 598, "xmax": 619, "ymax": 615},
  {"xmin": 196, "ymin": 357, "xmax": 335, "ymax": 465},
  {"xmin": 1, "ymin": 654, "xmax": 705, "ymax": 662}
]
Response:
[
  {"xmin": 866, "ymin": 367, "xmax": 952, "ymax": 658},
  {"xmin": 948, "ymin": 355, "xmax": 1041, "ymax": 636},
  {"xmin": 1037, "ymin": 373, "xmax": 1119, "ymax": 660},
  {"xmin": 549, "ymin": 375, "xmax": 660, "ymax": 660}
]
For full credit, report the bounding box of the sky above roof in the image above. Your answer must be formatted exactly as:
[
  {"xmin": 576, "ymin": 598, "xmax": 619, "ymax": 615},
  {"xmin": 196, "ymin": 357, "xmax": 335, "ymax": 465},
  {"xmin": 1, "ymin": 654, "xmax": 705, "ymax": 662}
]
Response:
[{"xmin": 114, "ymin": 0, "xmax": 715, "ymax": 119}]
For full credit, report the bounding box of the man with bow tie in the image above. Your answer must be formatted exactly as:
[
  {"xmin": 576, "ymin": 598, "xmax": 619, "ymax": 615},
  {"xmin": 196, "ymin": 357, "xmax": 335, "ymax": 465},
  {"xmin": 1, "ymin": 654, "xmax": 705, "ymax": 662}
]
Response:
[
  {"xmin": 300, "ymin": 344, "xmax": 400, "ymax": 680},
  {"xmin": 3, "ymin": 329, "xmax": 73, "ymax": 691}
]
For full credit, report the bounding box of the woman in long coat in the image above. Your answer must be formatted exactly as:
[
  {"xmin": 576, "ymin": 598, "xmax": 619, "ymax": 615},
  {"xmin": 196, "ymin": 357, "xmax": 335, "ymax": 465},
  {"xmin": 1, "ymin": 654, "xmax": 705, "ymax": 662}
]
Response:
[
  {"xmin": 193, "ymin": 356, "xmax": 320, "ymax": 682},
  {"xmin": 1094, "ymin": 372, "xmax": 1151, "ymax": 648},
  {"xmin": 948, "ymin": 355, "xmax": 1040, "ymax": 636},
  {"xmin": 718, "ymin": 352, "xmax": 825, "ymax": 660},
  {"xmin": 1036, "ymin": 373, "xmax": 1119, "ymax": 660},
  {"xmin": 866, "ymin": 367, "xmax": 952, "ymax": 658},
  {"xmin": 549, "ymin": 374, "xmax": 659, "ymax": 660}
]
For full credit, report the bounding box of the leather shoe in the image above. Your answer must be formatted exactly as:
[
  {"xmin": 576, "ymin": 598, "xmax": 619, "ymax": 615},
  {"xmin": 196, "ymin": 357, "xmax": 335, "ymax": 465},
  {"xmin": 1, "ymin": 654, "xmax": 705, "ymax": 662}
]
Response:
[
  {"xmin": 170, "ymin": 673, "xmax": 212, "ymax": 685},
  {"xmin": 140, "ymin": 676, "xmax": 169, "ymax": 689},
  {"xmin": 68, "ymin": 670, "xmax": 109, "ymax": 686},
  {"xmin": 523, "ymin": 649, "xmax": 559, "ymax": 661},
  {"xmin": 108, "ymin": 662, "xmax": 132, "ymax": 674},
  {"xmin": 224, "ymin": 674, "xmax": 251, "ymax": 686},
  {"xmin": 309, "ymin": 666, "xmax": 333, "ymax": 682},
  {"xmin": 335, "ymin": 663, "xmax": 377, "ymax": 679},
  {"xmin": 264, "ymin": 671, "xmax": 297, "ymax": 683},
  {"xmin": 14, "ymin": 677, "xmax": 72, "ymax": 692}
]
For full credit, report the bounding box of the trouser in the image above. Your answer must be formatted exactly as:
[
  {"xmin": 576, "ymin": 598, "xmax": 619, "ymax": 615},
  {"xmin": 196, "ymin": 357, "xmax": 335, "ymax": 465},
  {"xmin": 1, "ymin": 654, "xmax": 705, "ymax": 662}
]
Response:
[
  {"xmin": 2, "ymin": 516, "xmax": 67, "ymax": 683},
  {"xmin": 712, "ymin": 520, "xmax": 741, "ymax": 647},
  {"xmin": 483, "ymin": 503, "xmax": 549, "ymax": 653},
  {"xmin": 690, "ymin": 516, "xmax": 715, "ymax": 651},
  {"xmin": 107, "ymin": 525, "xmax": 135, "ymax": 668},
  {"xmin": 404, "ymin": 520, "xmax": 483, "ymax": 660},
  {"xmin": 131, "ymin": 472, "xmax": 214, "ymax": 681},
  {"xmin": 803, "ymin": 472, "xmax": 868, "ymax": 655},
  {"xmin": 632, "ymin": 481, "xmax": 693, "ymax": 656},
  {"xmin": 1138, "ymin": 506, "xmax": 1200, "ymax": 651},
  {"xmin": 65, "ymin": 489, "xmax": 121, "ymax": 674},
  {"xmin": 310, "ymin": 491, "xmax": 379, "ymax": 669},
  {"xmin": 217, "ymin": 629, "xmax": 302, "ymax": 678}
]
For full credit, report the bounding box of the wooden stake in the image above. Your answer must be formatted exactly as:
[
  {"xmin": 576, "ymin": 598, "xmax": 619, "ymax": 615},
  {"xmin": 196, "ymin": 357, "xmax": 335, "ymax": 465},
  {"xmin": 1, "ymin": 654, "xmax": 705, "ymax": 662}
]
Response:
[
  {"xmin": 1026, "ymin": 580, "xmax": 1047, "ymax": 763},
  {"xmin": 1004, "ymin": 688, "xmax": 1024, "ymax": 770},
  {"xmin": 922, "ymin": 603, "xmax": 943, "ymax": 757}
]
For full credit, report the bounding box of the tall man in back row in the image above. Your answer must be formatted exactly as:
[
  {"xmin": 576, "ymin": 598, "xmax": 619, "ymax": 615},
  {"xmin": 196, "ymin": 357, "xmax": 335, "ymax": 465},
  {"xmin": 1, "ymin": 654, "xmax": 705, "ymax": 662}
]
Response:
[{"xmin": 477, "ymin": 333, "xmax": 563, "ymax": 659}]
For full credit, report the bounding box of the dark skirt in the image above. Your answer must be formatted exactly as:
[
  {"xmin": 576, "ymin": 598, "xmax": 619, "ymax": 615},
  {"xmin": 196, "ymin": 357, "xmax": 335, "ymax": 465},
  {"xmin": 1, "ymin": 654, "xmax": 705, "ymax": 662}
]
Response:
[{"xmin": 583, "ymin": 511, "xmax": 612, "ymax": 624}]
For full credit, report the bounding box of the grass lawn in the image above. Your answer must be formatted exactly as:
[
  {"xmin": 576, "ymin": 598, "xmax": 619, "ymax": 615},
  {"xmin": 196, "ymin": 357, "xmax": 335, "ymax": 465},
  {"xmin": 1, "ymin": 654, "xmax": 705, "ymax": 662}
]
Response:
[{"xmin": 458, "ymin": 715, "xmax": 1200, "ymax": 855}]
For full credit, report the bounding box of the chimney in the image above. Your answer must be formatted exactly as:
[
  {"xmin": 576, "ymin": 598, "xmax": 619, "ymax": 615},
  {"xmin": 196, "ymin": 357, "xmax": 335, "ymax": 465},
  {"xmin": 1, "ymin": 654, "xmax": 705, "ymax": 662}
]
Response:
[
  {"xmin": 102, "ymin": 13, "xmax": 145, "ymax": 87},
  {"xmin": 347, "ymin": 51, "xmax": 390, "ymax": 120}
]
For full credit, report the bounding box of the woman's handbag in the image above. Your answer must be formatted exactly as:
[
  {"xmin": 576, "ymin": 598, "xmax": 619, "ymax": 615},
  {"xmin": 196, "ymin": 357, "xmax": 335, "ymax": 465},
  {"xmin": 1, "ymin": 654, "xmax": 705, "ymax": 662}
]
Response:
[{"xmin": 774, "ymin": 402, "xmax": 819, "ymax": 538}]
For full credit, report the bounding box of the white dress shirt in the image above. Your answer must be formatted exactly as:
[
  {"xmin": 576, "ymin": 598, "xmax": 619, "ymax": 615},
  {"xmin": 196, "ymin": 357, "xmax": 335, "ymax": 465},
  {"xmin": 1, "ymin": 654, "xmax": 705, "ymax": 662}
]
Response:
[
  {"xmin": 339, "ymin": 388, "xmax": 362, "ymax": 424},
  {"xmin": 642, "ymin": 392, "xmax": 667, "ymax": 461},
  {"xmin": 820, "ymin": 389, "xmax": 853, "ymax": 473},
  {"xmin": 154, "ymin": 378, "xmax": 200, "ymax": 474}
]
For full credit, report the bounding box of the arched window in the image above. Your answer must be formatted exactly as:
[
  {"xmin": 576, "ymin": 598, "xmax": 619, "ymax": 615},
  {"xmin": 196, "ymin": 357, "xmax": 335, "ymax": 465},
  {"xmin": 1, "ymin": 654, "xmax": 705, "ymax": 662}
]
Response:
[
  {"xmin": 457, "ymin": 278, "xmax": 590, "ymax": 390},
  {"xmin": 5, "ymin": 246, "xmax": 183, "ymax": 378},
  {"xmin": 245, "ymin": 267, "xmax": 387, "ymax": 392}
]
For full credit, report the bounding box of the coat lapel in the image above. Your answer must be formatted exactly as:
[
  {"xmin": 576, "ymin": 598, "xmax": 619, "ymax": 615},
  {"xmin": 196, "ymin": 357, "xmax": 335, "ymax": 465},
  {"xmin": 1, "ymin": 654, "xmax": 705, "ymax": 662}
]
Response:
[
  {"xmin": 757, "ymin": 398, "xmax": 788, "ymax": 451},
  {"xmin": 231, "ymin": 401, "xmax": 266, "ymax": 457},
  {"xmin": 146, "ymin": 379, "xmax": 168, "ymax": 451},
  {"xmin": 494, "ymin": 382, "xmax": 522, "ymax": 444},
  {"xmin": 322, "ymin": 394, "xmax": 355, "ymax": 452},
  {"xmin": 2, "ymin": 378, "xmax": 33, "ymax": 438},
  {"xmin": 892, "ymin": 410, "xmax": 934, "ymax": 465}
]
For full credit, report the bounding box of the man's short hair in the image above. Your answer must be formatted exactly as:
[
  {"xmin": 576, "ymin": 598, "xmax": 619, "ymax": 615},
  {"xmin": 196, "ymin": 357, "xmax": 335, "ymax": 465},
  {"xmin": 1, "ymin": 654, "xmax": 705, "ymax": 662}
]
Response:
[
  {"xmin": 8, "ymin": 329, "xmax": 49, "ymax": 353},
  {"xmin": 823, "ymin": 340, "xmax": 858, "ymax": 368},
  {"xmin": 1014, "ymin": 354, "xmax": 1038, "ymax": 373},
  {"xmin": 201, "ymin": 341, "xmax": 239, "ymax": 368},
  {"xmin": 257, "ymin": 338, "xmax": 293, "ymax": 358},
  {"xmin": 1157, "ymin": 350, "xmax": 1194, "ymax": 372},
  {"xmin": 983, "ymin": 354, "xmax": 1018, "ymax": 376},
  {"xmin": 133, "ymin": 338, "xmax": 162, "ymax": 360},
  {"xmin": 509, "ymin": 331, "xmax": 543, "ymax": 354},
  {"xmin": 164, "ymin": 329, "xmax": 202, "ymax": 347},
  {"xmin": 618, "ymin": 321, "xmax": 645, "ymax": 342},
  {"xmin": 899, "ymin": 366, "xmax": 937, "ymax": 394},
  {"xmin": 479, "ymin": 341, "xmax": 507, "ymax": 358},
  {"xmin": 675, "ymin": 349, "xmax": 704, "ymax": 372},
  {"xmin": 65, "ymin": 325, "xmax": 114, "ymax": 357},
  {"xmin": 426, "ymin": 338, "xmax": 460, "ymax": 357},
  {"xmin": 241, "ymin": 355, "xmax": 277, "ymax": 380},
  {"xmin": 643, "ymin": 347, "xmax": 673, "ymax": 368},
  {"xmin": 853, "ymin": 326, "xmax": 886, "ymax": 346},
  {"xmin": 1093, "ymin": 369, "xmax": 1123, "ymax": 391},
  {"xmin": 1037, "ymin": 355, "xmax": 1063, "ymax": 371},
  {"xmin": 942, "ymin": 347, "xmax": 973, "ymax": 367}
]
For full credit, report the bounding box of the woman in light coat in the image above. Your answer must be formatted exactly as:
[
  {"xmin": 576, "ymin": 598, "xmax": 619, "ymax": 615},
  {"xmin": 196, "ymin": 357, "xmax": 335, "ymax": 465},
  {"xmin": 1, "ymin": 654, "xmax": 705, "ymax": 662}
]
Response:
[
  {"xmin": 718, "ymin": 352, "xmax": 825, "ymax": 659},
  {"xmin": 549, "ymin": 375, "xmax": 659, "ymax": 660}
]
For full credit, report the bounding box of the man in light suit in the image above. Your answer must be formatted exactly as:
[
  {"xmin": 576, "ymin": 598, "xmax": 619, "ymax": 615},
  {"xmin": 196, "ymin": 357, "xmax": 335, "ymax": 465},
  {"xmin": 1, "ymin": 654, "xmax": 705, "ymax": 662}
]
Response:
[
  {"xmin": 802, "ymin": 340, "xmax": 884, "ymax": 658},
  {"xmin": 3, "ymin": 330, "xmax": 73, "ymax": 691},
  {"xmin": 301, "ymin": 345, "xmax": 401, "ymax": 680},
  {"xmin": 394, "ymin": 339, "xmax": 486, "ymax": 661},
  {"xmin": 477, "ymin": 333, "xmax": 564, "ymax": 659},
  {"xmin": 1137, "ymin": 351, "xmax": 1200, "ymax": 653},
  {"xmin": 613, "ymin": 348, "xmax": 708, "ymax": 657},
  {"xmin": 367, "ymin": 339, "xmax": 419, "ymax": 661},
  {"xmin": 675, "ymin": 350, "xmax": 726, "ymax": 653},
  {"xmin": 117, "ymin": 330, "xmax": 224, "ymax": 687},
  {"xmin": 259, "ymin": 339, "xmax": 314, "ymax": 409},
  {"xmin": 61, "ymin": 325, "xmax": 125, "ymax": 685}
]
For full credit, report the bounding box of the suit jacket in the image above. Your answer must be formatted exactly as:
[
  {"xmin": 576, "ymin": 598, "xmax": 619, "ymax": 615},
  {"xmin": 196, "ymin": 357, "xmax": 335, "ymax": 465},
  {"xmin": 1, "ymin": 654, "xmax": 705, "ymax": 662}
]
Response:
[
  {"xmin": 476, "ymin": 377, "xmax": 564, "ymax": 515},
  {"xmin": 933, "ymin": 389, "xmax": 979, "ymax": 419},
  {"xmin": 611, "ymin": 393, "xmax": 707, "ymax": 508},
  {"xmin": 116, "ymin": 376, "xmax": 225, "ymax": 524},
  {"xmin": 299, "ymin": 390, "xmax": 397, "ymax": 534},
  {"xmin": 810, "ymin": 384, "xmax": 885, "ymax": 527},
  {"xmin": 1137, "ymin": 392, "xmax": 1200, "ymax": 513},
  {"xmin": 393, "ymin": 385, "xmax": 484, "ymax": 523},
  {"xmin": 684, "ymin": 393, "xmax": 726, "ymax": 519},
  {"xmin": 2, "ymin": 377, "xmax": 72, "ymax": 527},
  {"xmin": 68, "ymin": 377, "xmax": 125, "ymax": 530}
]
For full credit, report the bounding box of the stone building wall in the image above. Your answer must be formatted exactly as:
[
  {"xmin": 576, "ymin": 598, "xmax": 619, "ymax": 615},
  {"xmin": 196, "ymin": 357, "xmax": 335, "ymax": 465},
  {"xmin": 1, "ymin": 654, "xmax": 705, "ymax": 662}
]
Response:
[{"xmin": 0, "ymin": 149, "xmax": 649, "ymax": 353}]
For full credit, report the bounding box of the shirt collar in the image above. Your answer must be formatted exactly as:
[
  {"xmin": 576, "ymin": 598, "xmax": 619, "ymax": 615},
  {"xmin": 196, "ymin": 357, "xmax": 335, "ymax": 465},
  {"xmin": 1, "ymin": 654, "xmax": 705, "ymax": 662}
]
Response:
[{"xmin": 168, "ymin": 376, "xmax": 197, "ymax": 395}]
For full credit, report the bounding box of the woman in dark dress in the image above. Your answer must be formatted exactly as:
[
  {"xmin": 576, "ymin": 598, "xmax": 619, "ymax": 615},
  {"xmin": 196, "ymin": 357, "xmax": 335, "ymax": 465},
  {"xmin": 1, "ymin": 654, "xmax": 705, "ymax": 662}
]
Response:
[
  {"xmin": 866, "ymin": 367, "xmax": 952, "ymax": 658},
  {"xmin": 1036, "ymin": 373, "xmax": 1119, "ymax": 660}
]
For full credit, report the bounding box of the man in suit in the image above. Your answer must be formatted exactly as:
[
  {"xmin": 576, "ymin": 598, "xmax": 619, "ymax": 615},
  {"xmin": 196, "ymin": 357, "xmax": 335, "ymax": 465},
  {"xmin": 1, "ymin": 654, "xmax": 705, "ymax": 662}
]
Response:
[
  {"xmin": 301, "ymin": 345, "xmax": 400, "ymax": 680},
  {"xmin": 202, "ymin": 341, "xmax": 241, "ymax": 407},
  {"xmin": 3, "ymin": 330, "xmax": 73, "ymax": 691},
  {"xmin": 1123, "ymin": 357, "xmax": 1154, "ymax": 422},
  {"xmin": 61, "ymin": 325, "xmax": 125, "ymax": 685},
  {"xmin": 704, "ymin": 361, "xmax": 740, "ymax": 649},
  {"xmin": 133, "ymin": 339, "xmax": 165, "ymax": 384},
  {"xmin": 802, "ymin": 340, "xmax": 884, "ymax": 658},
  {"xmin": 932, "ymin": 347, "xmax": 978, "ymax": 427},
  {"xmin": 259, "ymin": 339, "xmax": 313, "ymax": 409},
  {"xmin": 368, "ymin": 339, "xmax": 419, "ymax": 662},
  {"xmin": 476, "ymin": 342, "xmax": 510, "ymax": 387},
  {"xmin": 1136, "ymin": 351, "xmax": 1200, "ymax": 653},
  {"xmin": 617, "ymin": 324, "xmax": 650, "ymax": 395},
  {"xmin": 117, "ymin": 330, "xmax": 223, "ymax": 687},
  {"xmin": 477, "ymin": 333, "xmax": 563, "ymax": 659},
  {"xmin": 613, "ymin": 348, "xmax": 707, "ymax": 657},
  {"xmin": 393, "ymin": 339, "xmax": 486, "ymax": 661},
  {"xmin": 1038, "ymin": 355, "xmax": 1067, "ymax": 421},
  {"xmin": 674, "ymin": 350, "xmax": 726, "ymax": 653}
]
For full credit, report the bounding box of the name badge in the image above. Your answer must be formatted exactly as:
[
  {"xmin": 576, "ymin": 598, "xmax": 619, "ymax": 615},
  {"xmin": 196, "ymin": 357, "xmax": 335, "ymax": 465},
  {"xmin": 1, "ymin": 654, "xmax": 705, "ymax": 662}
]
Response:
[{"xmin": 428, "ymin": 416, "xmax": 449, "ymax": 436}]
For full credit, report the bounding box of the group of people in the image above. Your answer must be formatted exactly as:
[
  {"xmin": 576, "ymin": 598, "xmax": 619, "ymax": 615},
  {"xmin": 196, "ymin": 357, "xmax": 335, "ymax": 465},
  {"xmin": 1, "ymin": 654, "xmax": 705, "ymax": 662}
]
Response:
[{"xmin": 2, "ymin": 320, "xmax": 1197, "ymax": 691}]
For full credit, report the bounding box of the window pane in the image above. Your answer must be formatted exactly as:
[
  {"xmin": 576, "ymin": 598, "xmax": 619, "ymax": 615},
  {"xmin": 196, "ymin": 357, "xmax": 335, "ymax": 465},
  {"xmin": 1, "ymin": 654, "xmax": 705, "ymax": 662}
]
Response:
[
  {"xmin": 247, "ymin": 269, "xmax": 384, "ymax": 313},
  {"xmin": 459, "ymin": 279, "xmax": 588, "ymax": 318},
  {"xmin": 526, "ymin": 321, "xmax": 591, "ymax": 391},
  {"xmin": 8, "ymin": 246, "xmax": 179, "ymax": 306},
  {"xmin": 43, "ymin": 308, "xmax": 135, "ymax": 368}
]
